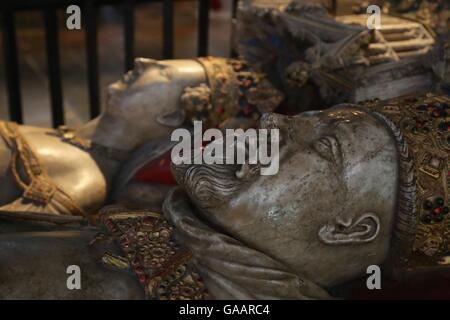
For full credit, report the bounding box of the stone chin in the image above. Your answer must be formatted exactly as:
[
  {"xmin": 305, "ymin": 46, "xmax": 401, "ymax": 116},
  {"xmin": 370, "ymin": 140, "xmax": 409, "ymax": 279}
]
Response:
[{"xmin": 171, "ymin": 106, "xmax": 402, "ymax": 288}]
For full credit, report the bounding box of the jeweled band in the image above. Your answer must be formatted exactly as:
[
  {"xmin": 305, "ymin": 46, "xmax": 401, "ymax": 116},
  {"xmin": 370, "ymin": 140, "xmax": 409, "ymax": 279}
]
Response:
[
  {"xmin": 97, "ymin": 206, "xmax": 210, "ymax": 300},
  {"xmin": 181, "ymin": 57, "xmax": 284, "ymax": 128},
  {"xmin": 364, "ymin": 93, "xmax": 450, "ymax": 267}
]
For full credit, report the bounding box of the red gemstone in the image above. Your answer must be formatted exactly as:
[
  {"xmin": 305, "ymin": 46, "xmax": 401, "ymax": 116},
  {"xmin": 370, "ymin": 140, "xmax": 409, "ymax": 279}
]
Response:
[
  {"xmin": 434, "ymin": 207, "xmax": 442, "ymax": 215},
  {"xmin": 216, "ymin": 106, "xmax": 225, "ymax": 114}
]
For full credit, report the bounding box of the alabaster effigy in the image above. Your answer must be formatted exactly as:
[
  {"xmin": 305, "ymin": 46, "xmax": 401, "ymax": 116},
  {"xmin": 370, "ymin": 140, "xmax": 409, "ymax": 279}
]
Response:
[
  {"xmin": 0, "ymin": 57, "xmax": 283, "ymax": 225},
  {"xmin": 1, "ymin": 92, "xmax": 450, "ymax": 299},
  {"xmin": 0, "ymin": 0, "xmax": 449, "ymax": 300},
  {"xmin": 1, "ymin": 0, "xmax": 448, "ymax": 223}
]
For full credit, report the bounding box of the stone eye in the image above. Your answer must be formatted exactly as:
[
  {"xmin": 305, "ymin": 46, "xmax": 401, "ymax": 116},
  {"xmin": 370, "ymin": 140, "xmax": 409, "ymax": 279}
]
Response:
[{"xmin": 313, "ymin": 136, "xmax": 342, "ymax": 169}]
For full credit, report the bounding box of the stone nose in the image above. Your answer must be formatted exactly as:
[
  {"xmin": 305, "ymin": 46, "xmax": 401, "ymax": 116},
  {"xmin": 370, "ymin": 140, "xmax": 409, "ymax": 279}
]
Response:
[{"xmin": 133, "ymin": 57, "xmax": 154, "ymax": 73}]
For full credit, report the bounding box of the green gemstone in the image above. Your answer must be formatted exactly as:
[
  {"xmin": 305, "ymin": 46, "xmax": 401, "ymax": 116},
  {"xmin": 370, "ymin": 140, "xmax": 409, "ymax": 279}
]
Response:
[{"xmin": 436, "ymin": 197, "xmax": 445, "ymax": 206}]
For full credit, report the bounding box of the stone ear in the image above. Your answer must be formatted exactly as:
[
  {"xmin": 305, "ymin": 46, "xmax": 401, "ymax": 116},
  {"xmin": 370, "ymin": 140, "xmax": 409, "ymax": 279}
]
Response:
[
  {"xmin": 318, "ymin": 213, "xmax": 380, "ymax": 245},
  {"xmin": 156, "ymin": 109, "xmax": 186, "ymax": 127}
]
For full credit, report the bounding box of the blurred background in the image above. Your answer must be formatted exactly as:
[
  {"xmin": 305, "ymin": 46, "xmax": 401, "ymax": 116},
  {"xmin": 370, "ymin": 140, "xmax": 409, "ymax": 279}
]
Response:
[{"xmin": 0, "ymin": 0, "xmax": 366, "ymax": 128}]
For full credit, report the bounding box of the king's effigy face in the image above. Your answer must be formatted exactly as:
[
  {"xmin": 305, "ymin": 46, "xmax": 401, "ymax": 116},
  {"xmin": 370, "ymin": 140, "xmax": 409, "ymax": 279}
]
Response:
[
  {"xmin": 100, "ymin": 58, "xmax": 207, "ymax": 146},
  {"xmin": 107, "ymin": 58, "xmax": 176, "ymax": 117},
  {"xmin": 172, "ymin": 106, "xmax": 400, "ymax": 287}
]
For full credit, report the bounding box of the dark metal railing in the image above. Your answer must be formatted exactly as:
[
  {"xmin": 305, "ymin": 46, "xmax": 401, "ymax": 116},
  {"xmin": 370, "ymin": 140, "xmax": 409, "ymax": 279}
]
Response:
[
  {"xmin": 1, "ymin": 9, "xmax": 23, "ymax": 124},
  {"xmin": 163, "ymin": 0, "xmax": 174, "ymax": 59},
  {"xmin": 0, "ymin": 0, "xmax": 211, "ymax": 127},
  {"xmin": 43, "ymin": 8, "xmax": 64, "ymax": 126},
  {"xmin": 84, "ymin": 1, "xmax": 100, "ymax": 121}
]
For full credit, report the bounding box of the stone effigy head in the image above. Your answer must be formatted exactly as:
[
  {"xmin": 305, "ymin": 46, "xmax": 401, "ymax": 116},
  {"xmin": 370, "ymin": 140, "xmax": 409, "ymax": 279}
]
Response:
[
  {"xmin": 101, "ymin": 58, "xmax": 207, "ymax": 148},
  {"xmin": 169, "ymin": 93, "xmax": 450, "ymax": 297},
  {"xmin": 172, "ymin": 105, "xmax": 399, "ymax": 288}
]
